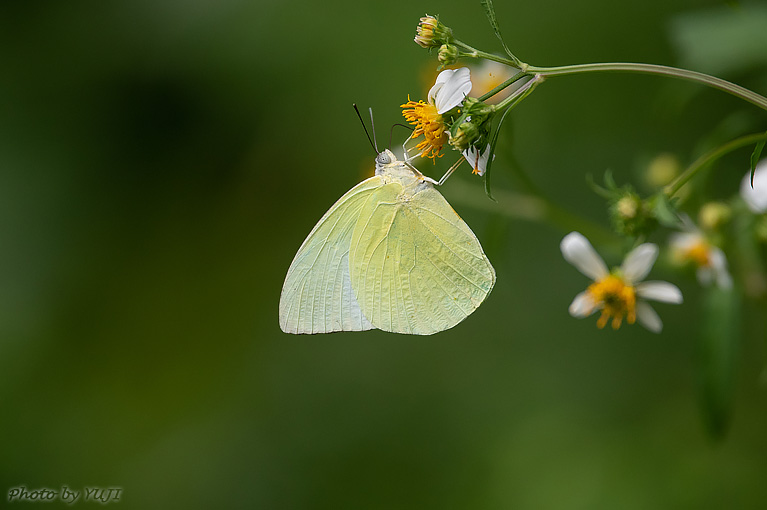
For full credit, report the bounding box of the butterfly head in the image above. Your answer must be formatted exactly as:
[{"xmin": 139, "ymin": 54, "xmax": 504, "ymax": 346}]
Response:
[{"xmin": 375, "ymin": 149, "xmax": 399, "ymax": 170}]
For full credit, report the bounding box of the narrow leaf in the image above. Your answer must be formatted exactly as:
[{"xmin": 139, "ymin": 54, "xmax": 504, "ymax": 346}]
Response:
[
  {"xmin": 697, "ymin": 286, "xmax": 741, "ymax": 440},
  {"xmin": 483, "ymin": 106, "xmax": 513, "ymax": 200},
  {"xmin": 480, "ymin": 0, "xmax": 516, "ymax": 61}
]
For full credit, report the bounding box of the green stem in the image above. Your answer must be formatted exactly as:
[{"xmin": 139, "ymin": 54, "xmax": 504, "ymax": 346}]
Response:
[
  {"xmin": 478, "ymin": 72, "xmax": 527, "ymax": 102},
  {"xmin": 664, "ymin": 132, "xmax": 767, "ymax": 197},
  {"xmin": 528, "ymin": 62, "xmax": 767, "ymax": 111},
  {"xmin": 492, "ymin": 74, "xmax": 543, "ymax": 111},
  {"xmin": 454, "ymin": 40, "xmax": 518, "ymax": 67}
]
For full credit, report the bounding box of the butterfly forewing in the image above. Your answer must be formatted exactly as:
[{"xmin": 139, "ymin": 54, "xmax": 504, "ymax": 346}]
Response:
[
  {"xmin": 279, "ymin": 177, "xmax": 383, "ymax": 334},
  {"xmin": 349, "ymin": 179, "xmax": 496, "ymax": 335}
]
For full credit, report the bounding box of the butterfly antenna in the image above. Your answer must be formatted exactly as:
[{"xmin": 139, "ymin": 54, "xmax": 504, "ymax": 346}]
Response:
[
  {"xmin": 352, "ymin": 103, "xmax": 378, "ymax": 156},
  {"xmin": 389, "ymin": 123, "xmax": 414, "ymax": 150},
  {"xmin": 368, "ymin": 107, "xmax": 379, "ymax": 153}
]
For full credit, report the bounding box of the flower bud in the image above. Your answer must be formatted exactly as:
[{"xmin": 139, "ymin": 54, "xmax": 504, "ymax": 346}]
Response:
[
  {"xmin": 646, "ymin": 153, "xmax": 680, "ymax": 187},
  {"xmin": 437, "ymin": 44, "xmax": 459, "ymax": 69},
  {"xmin": 698, "ymin": 202, "xmax": 731, "ymax": 231},
  {"xmin": 609, "ymin": 191, "xmax": 656, "ymax": 237},
  {"xmin": 449, "ymin": 121, "xmax": 478, "ymax": 151},
  {"xmin": 414, "ymin": 15, "xmax": 453, "ymax": 48}
]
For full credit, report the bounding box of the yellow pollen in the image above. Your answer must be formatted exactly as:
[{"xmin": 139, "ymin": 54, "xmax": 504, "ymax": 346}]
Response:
[
  {"xmin": 401, "ymin": 97, "xmax": 448, "ymax": 161},
  {"xmin": 683, "ymin": 240, "xmax": 711, "ymax": 267},
  {"xmin": 587, "ymin": 274, "xmax": 636, "ymax": 330}
]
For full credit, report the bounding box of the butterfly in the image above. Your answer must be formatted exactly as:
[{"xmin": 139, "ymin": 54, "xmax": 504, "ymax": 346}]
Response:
[{"xmin": 279, "ymin": 147, "xmax": 495, "ymax": 335}]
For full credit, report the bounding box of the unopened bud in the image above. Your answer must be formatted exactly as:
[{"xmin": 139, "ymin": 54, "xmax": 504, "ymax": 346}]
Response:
[
  {"xmin": 698, "ymin": 202, "xmax": 731, "ymax": 231},
  {"xmin": 414, "ymin": 15, "xmax": 452, "ymax": 48},
  {"xmin": 437, "ymin": 44, "xmax": 459, "ymax": 69}
]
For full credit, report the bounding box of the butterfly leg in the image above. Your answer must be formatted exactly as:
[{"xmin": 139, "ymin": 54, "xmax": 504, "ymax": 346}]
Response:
[
  {"xmin": 403, "ymin": 160, "xmax": 439, "ymax": 185},
  {"xmin": 401, "ymin": 134, "xmax": 421, "ymax": 164},
  {"xmin": 436, "ymin": 157, "xmax": 466, "ymax": 186}
]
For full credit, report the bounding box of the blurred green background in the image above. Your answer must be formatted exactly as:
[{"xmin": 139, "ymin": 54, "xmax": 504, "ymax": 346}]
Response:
[{"xmin": 2, "ymin": 0, "xmax": 767, "ymax": 508}]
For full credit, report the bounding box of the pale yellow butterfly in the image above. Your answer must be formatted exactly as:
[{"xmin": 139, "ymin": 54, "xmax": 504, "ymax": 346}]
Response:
[{"xmin": 279, "ymin": 149, "xmax": 495, "ymax": 335}]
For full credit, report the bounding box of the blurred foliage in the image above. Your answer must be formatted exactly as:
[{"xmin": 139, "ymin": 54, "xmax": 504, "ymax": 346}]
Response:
[{"xmin": 1, "ymin": 1, "xmax": 766, "ymax": 509}]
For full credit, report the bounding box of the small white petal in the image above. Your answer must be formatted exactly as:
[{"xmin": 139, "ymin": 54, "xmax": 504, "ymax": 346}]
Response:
[
  {"xmin": 636, "ymin": 301, "xmax": 663, "ymax": 333},
  {"xmin": 696, "ymin": 267, "xmax": 714, "ymax": 286},
  {"xmin": 560, "ymin": 232, "xmax": 608, "ymax": 280},
  {"xmin": 428, "ymin": 67, "xmax": 472, "ymax": 114},
  {"xmin": 668, "ymin": 232, "xmax": 699, "ymax": 251},
  {"xmin": 569, "ymin": 291, "xmax": 598, "ymax": 317},
  {"xmin": 740, "ymin": 159, "xmax": 767, "ymax": 213},
  {"xmin": 636, "ymin": 281, "xmax": 683, "ymax": 304},
  {"xmin": 710, "ymin": 248, "xmax": 733, "ymax": 289},
  {"xmin": 621, "ymin": 243, "xmax": 658, "ymax": 284},
  {"xmin": 462, "ymin": 144, "xmax": 491, "ymax": 176}
]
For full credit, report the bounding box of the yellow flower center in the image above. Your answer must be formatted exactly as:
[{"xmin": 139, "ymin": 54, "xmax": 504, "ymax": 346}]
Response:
[
  {"xmin": 682, "ymin": 240, "xmax": 711, "ymax": 268},
  {"xmin": 587, "ymin": 274, "xmax": 636, "ymax": 330},
  {"xmin": 401, "ymin": 97, "xmax": 448, "ymax": 161}
]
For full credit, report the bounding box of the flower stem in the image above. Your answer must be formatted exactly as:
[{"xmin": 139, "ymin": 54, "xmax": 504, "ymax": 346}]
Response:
[
  {"xmin": 453, "ymin": 40, "xmax": 519, "ymax": 67},
  {"xmin": 478, "ymin": 72, "xmax": 528, "ymax": 102},
  {"xmin": 492, "ymin": 74, "xmax": 543, "ymax": 112},
  {"xmin": 527, "ymin": 62, "xmax": 767, "ymax": 111},
  {"xmin": 664, "ymin": 132, "xmax": 767, "ymax": 198}
]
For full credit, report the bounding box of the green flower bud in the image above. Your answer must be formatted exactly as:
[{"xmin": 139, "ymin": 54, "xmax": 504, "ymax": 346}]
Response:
[
  {"xmin": 698, "ymin": 202, "xmax": 731, "ymax": 231},
  {"xmin": 449, "ymin": 121, "xmax": 478, "ymax": 151},
  {"xmin": 414, "ymin": 15, "xmax": 453, "ymax": 48},
  {"xmin": 646, "ymin": 153, "xmax": 680, "ymax": 187},
  {"xmin": 609, "ymin": 190, "xmax": 656, "ymax": 237},
  {"xmin": 437, "ymin": 44, "xmax": 459, "ymax": 69}
]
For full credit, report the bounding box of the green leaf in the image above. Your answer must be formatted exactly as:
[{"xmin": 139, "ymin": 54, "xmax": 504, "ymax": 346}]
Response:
[
  {"xmin": 750, "ymin": 133, "xmax": 766, "ymax": 187},
  {"xmin": 603, "ymin": 170, "xmax": 617, "ymax": 191},
  {"xmin": 483, "ymin": 104, "xmax": 513, "ymax": 200},
  {"xmin": 480, "ymin": 0, "xmax": 516, "ymax": 62},
  {"xmin": 697, "ymin": 286, "xmax": 741, "ymax": 440},
  {"xmin": 651, "ymin": 193, "xmax": 681, "ymax": 228}
]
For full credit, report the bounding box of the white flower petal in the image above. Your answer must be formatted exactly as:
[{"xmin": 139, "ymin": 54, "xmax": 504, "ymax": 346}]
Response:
[
  {"xmin": 636, "ymin": 281, "xmax": 683, "ymax": 304},
  {"xmin": 568, "ymin": 291, "xmax": 598, "ymax": 317},
  {"xmin": 621, "ymin": 243, "xmax": 658, "ymax": 284},
  {"xmin": 428, "ymin": 67, "xmax": 472, "ymax": 114},
  {"xmin": 740, "ymin": 159, "xmax": 767, "ymax": 213},
  {"xmin": 636, "ymin": 301, "xmax": 663, "ymax": 333},
  {"xmin": 710, "ymin": 247, "xmax": 733, "ymax": 289},
  {"xmin": 696, "ymin": 267, "xmax": 714, "ymax": 286},
  {"xmin": 462, "ymin": 144, "xmax": 491, "ymax": 176},
  {"xmin": 668, "ymin": 232, "xmax": 699, "ymax": 251},
  {"xmin": 560, "ymin": 232, "xmax": 609, "ymax": 281}
]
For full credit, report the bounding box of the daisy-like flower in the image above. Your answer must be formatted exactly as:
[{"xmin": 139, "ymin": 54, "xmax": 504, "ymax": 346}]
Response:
[
  {"xmin": 669, "ymin": 221, "xmax": 732, "ymax": 289},
  {"xmin": 740, "ymin": 158, "xmax": 767, "ymax": 213},
  {"xmin": 561, "ymin": 232, "xmax": 683, "ymax": 333},
  {"xmin": 401, "ymin": 67, "xmax": 472, "ymax": 161},
  {"xmin": 463, "ymin": 144, "xmax": 491, "ymax": 176}
]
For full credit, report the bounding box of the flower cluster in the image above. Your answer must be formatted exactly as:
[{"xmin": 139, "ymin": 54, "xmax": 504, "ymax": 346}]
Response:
[
  {"xmin": 401, "ymin": 67, "xmax": 494, "ymax": 175},
  {"xmin": 404, "ymin": 11, "xmax": 767, "ymax": 337}
]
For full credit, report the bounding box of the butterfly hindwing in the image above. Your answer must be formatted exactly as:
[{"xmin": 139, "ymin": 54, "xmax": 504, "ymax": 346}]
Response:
[
  {"xmin": 279, "ymin": 177, "xmax": 383, "ymax": 334},
  {"xmin": 349, "ymin": 179, "xmax": 496, "ymax": 335}
]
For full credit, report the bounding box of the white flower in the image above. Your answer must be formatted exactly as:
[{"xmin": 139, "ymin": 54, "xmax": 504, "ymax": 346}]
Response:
[
  {"xmin": 402, "ymin": 68, "xmax": 472, "ymax": 161},
  {"xmin": 741, "ymin": 158, "xmax": 767, "ymax": 213},
  {"xmin": 561, "ymin": 232, "xmax": 683, "ymax": 333},
  {"xmin": 669, "ymin": 230, "xmax": 732, "ymax": 289},
  {"xmin": 463, "ymin": 144, "xmax": 491, "ymax": 176},
  {"xmin": 428, "ymin": 67, "xmax": 472, "ymax": 114}
]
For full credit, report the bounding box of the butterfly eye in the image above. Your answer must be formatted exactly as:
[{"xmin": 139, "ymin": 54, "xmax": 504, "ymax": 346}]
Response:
[{"xmin": 376, "ymin": 152, "xmax": 391, "ymax": 165}]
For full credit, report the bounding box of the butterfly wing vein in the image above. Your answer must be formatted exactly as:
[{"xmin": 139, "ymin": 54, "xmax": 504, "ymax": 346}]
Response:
[{"xmin": 349, "ymin": 182, "xmax": 495, "ymax": 335}]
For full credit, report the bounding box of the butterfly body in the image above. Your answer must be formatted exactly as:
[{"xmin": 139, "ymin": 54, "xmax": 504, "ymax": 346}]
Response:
[{"xmin": 279, "ymin": 150, "xmax": 495, "ymax": 335}]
